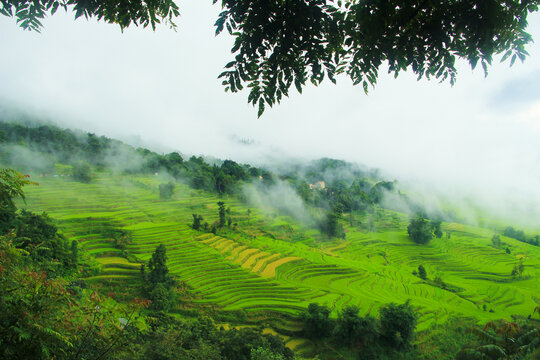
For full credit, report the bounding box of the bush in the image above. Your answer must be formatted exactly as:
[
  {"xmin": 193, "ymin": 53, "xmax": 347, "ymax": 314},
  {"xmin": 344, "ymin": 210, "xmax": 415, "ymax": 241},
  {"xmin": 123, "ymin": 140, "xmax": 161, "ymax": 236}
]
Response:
[{"xmin": 417, "ymin": 265, "xmax": 427, "ymax": 280}]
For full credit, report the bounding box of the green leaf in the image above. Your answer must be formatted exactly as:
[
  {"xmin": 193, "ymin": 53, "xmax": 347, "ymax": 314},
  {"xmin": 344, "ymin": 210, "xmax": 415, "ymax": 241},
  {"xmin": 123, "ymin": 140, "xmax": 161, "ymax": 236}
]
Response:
[
  {"xmin": 510, "ymin": 54, "xmax": 517, "ymax": 66},
  {"xmin": 51, "ymin": 2, "xmax": 59, "ymax": 15},
  {"xmin": 481, "ymin": 61, "xmax": 488, "ymax": 76},
  {"xmin": 470, "ymin": 57, "xmax": 479, "ymax": 70},
  {"xmin": 294, "ymin": 78, "xmax": 303, "ymax": 94},
  {"xmin": 257, "ymin": 98, "xmax": 265, "ymax": 118}
]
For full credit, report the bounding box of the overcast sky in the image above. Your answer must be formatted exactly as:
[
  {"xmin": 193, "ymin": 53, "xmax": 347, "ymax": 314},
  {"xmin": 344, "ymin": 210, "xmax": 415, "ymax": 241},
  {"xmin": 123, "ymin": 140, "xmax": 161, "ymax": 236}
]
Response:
[{"xmin": 1, "ymin": 1, "xmax": 539, "ymax": 226}]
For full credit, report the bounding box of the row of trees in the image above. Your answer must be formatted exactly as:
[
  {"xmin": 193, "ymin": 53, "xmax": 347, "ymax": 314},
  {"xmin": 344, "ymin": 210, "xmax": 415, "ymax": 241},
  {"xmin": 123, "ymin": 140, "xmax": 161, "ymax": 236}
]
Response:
[
  {"xmin": 121, "ymin": 314, "xmax": 293, "ymax": 360},
  {"xmin": 292, "ymin": 177, "xmax": 395, "ymax": 214},
  {"xmin": 503, "ymin": 226, "xmax": 539, "ymax": 247},
  {"xmin": 3, "ymin": 121, "xmax": 404, "ymax": 213},
  {"xmin": 0, "ymin": 121, "xmax": 273, "ymax": 195},
  {"xmin": 0, "ymin": 122, "xmax": 112, "ymax": 166},
  {"xmin": 301, "ymin": 301, "xmax": 417, "ymax": 357},
  {"xmin": 192, "ymin": 201, "xmax": 235, "ymax": 233}
]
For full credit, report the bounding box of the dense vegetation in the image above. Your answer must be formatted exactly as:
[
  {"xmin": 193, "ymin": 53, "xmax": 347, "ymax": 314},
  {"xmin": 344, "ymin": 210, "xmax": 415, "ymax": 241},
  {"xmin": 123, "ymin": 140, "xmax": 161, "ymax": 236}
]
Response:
[{"xmin": 1, "ymin": 120, "xmax": 539, "ymax": 359}]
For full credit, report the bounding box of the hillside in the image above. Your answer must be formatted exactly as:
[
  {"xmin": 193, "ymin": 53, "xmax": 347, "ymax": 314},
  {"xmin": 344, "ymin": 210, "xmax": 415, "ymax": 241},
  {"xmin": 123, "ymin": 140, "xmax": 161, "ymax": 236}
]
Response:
[
  {"xmin": 2, "ymin": 120, "xmax": 539, "ymax": 359},
  {"xmin": 22, "ymin": 173, "xmax": 540, "ymax": 330}
]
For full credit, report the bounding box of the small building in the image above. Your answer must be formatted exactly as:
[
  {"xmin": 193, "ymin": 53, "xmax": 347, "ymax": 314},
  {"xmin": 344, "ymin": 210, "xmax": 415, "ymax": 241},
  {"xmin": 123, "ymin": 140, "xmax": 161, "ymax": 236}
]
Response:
[{"xmin": 309, "ymin": 181, "xmax": 325, "ymax": 190}]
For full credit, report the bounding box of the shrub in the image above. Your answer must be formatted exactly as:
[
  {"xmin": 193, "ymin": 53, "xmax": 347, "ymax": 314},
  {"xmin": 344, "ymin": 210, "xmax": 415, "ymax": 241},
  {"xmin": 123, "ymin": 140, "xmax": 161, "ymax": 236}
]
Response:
[{"xmin": 417, "ymin": 265, "xmax": 427, "ymax": 280}]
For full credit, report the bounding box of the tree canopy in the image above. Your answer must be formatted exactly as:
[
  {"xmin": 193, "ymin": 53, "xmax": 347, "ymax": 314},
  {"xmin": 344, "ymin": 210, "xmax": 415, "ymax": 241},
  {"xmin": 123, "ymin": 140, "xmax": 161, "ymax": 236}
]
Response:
[
  {"xmin": 379, "ymin": 300, "xmax": 417, "ymax": 349},
  {"xmin": 301, "ymin": 302, "xmax": 332, "ymax": 340},
  {"xmin": 0, "ymin": 0, "xmax": 179, "ymax": 31},
  {"xmin": 2, "ymin": 0, "xmax": 539, "ymax": 115},
  {"xmin": 407, "ymin": 215, "xmax": 433, "ymax": 244}
]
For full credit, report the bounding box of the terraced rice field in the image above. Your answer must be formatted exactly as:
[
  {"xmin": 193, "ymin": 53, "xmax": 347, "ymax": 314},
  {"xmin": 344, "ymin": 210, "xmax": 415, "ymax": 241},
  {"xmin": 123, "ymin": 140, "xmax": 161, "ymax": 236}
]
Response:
[{"xmin": 23, "ymin": 173, "xmax": 540, "ymax": 330}]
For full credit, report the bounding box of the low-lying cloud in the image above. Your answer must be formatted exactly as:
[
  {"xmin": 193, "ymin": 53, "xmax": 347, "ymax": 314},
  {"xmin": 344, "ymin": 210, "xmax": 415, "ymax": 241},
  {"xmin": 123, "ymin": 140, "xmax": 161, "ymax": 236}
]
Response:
[{"xmin": 242, "ymin": 180, "xmax": 315, "ymax": 226}]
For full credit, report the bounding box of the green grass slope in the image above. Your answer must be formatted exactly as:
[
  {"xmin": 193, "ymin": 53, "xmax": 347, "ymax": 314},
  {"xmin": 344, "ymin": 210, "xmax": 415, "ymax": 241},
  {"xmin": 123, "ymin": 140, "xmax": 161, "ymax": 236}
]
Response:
[{"xmin": 23, "ymin": 172, "xmax": 540, "ymax": 331}]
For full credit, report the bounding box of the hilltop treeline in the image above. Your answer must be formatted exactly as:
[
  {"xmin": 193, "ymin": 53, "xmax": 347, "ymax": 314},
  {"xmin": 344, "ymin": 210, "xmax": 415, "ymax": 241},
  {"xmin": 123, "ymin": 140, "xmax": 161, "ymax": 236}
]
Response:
[
  {"xmin": 0, "ymin": 121, "xmax": 115, "ymax": 168},
  {"xmin": 503, "ymin": 226, "xmax": 539, "ymax": 247},
  {"xmin": 0, "ymin": 121, "xmax": 400, "ymax": 214},
  {"xmin": 0, "ymin": 121, "xmax": 271, "ymax": 194},
  {"xmin": 10, "ymin": 119, "xmax": 529, "ymax": 239}
]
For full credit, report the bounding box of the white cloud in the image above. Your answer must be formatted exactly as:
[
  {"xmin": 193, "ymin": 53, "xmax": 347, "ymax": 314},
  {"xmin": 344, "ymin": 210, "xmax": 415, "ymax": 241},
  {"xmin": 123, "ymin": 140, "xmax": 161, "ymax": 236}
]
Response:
[{"xmin": 513, "ymin": 102, "xmax": 540, "ymax": 132}]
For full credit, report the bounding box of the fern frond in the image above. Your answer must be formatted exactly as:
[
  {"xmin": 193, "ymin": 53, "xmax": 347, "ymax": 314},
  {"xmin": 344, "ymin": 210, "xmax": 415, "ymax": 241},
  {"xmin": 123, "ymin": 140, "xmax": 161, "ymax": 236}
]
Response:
[
  {"xmin": 455, "ymin": 348, "xmax": 488, "ymax": 359},
  {"xmin": 475, "ymin": 344, "xmax": 506, "ymax": 358},
  {"xmin": 32, "ymin": 323, "xmax": 74, "ymax": 348},
  {"xmin": 468, "ymin": 327, "xmax": 499, "ymax": 344},
  {"xmin": 516, "ymin": 327, "xmax": 540, "ymax": 346},
  {"xmin": 484, "ymin": 321, "xmax": 498, "ymax": 332}
]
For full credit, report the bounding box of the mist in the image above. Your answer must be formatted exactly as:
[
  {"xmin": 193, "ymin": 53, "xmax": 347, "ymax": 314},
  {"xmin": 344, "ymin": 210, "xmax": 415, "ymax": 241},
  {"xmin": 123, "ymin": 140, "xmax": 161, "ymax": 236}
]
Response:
[
  {"xmin": 102, "ymin": 143, "xmax": 148, "ymax": 174},
  {"xmin": 1, "ymin": 2, "xmax": 539, "ymax": 230},
  {"xmin": 241, "ymin": 180, "xmax": 315, "ymax": 226},
  {"xmin": 0, "ymin": 143, "xmax": 55, "ymax": 174}
]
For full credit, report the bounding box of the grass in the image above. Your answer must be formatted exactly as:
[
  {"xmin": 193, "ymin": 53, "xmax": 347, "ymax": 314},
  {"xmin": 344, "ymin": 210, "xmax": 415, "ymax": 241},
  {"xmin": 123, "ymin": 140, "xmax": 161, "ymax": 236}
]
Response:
[{"xmin": 22, "ymin": 172, "xmax": 540, "ymax": 332}]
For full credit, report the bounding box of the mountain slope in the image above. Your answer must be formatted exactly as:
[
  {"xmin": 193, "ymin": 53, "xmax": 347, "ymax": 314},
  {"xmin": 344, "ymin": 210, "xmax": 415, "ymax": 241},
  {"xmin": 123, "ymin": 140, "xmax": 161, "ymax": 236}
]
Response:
[{"xmin": 22, "ymin": 172, "xmax": 540, "ymax": 332}]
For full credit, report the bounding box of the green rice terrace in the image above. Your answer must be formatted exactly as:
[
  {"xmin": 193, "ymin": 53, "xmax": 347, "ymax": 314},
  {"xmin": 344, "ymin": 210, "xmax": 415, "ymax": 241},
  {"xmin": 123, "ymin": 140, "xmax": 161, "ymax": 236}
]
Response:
[{"xmin": 23, "ymin": 172, "xmax": 540, "ymax": 336}]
